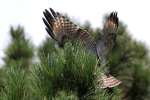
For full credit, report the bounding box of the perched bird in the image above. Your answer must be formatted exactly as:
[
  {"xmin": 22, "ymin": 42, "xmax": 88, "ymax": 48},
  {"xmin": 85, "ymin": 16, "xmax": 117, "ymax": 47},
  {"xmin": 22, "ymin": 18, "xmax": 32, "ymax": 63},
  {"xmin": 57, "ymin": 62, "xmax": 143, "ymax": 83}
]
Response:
[{"xmin": 42, "ymin": 8, "xmax": 121, "ymax": 88}]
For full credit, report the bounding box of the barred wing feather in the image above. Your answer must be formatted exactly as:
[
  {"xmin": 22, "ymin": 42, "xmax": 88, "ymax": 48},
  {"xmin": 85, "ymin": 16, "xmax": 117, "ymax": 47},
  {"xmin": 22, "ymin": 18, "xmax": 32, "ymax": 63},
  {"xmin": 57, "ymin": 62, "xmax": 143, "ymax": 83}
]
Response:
[{"xmin": 43, "ymin": 8, "xmax": 96, "ymax": 52}]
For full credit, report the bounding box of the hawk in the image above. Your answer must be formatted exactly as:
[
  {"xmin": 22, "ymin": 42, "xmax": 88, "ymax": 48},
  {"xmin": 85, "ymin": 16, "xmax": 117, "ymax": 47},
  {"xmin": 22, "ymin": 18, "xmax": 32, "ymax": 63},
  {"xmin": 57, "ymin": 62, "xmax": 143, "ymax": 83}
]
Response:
[{"xmin": 42, "ymin": 8, "xmax": 121, "ymax": 88}]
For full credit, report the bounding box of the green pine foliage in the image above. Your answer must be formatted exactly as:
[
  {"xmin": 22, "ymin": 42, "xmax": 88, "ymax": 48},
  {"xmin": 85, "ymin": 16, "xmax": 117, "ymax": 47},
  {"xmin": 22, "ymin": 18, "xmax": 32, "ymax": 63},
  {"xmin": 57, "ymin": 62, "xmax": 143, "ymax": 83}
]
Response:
[
  {"xmin": 0, "ymin": 26, "xmax": 34, "ymax": 100},
  {"xmin": 34, "ymin": 41, "xmax": 115, "ymax": 99},
  {"xmin": 0, "ymin": 67, "xmax": 29, "ymax": 100},
  {"xmin": 38, "ymin": 37, "xmax": 57, "ymax": 64},
  {"xmin": 3, "ymin": 26, "xmax": 33, "ymax": 69}
]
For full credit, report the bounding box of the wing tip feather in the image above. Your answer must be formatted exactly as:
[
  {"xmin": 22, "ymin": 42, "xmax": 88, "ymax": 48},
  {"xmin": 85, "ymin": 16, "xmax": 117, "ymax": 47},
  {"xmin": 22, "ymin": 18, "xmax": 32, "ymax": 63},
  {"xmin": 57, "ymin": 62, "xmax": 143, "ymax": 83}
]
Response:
[
  {"xmin": 45, "ymin": 27, "xmax": 56, "ymax": 40},
  {"xmin": 109, "ymin": 11, "xmax": 119, "ymax": 27}
]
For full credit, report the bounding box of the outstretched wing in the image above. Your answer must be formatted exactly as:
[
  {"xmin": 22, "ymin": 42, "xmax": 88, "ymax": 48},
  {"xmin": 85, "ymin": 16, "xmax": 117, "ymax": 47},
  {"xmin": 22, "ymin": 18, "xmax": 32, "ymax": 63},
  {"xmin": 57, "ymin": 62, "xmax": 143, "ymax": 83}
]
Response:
[
  {"xmin": 103, "ymin": 12, "xmax": 118, "ymax": 34},
  {"xmin": 42, "ymin": 8, "xmax": 96, "ymax": 52},
  {"xmin": 96, "ymin": 12, "xmax": 119, "ymax": 63}
]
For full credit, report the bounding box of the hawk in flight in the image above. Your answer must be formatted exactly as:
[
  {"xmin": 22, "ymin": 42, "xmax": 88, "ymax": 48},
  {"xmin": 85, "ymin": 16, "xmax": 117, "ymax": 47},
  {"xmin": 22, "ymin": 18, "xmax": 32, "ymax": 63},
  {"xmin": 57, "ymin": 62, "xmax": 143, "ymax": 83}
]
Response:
[{"xmin": 42, "ymin": 8, "xmax": 121, "ymax": 88}]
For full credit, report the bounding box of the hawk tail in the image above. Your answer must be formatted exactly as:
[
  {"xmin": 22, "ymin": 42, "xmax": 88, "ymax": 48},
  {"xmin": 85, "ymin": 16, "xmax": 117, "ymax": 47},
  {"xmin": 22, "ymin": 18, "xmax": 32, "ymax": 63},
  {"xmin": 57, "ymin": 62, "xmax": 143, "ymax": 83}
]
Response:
[{"xmin": 99, "ymin": 74, "xmax": 121, "ymax": 88}]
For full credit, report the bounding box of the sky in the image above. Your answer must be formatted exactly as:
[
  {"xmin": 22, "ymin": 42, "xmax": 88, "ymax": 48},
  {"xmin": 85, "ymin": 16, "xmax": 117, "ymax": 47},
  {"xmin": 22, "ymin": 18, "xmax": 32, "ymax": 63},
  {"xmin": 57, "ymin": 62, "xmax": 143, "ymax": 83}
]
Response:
[{"xmin": 0, "ymin": 0, "xmax": 150, "ymax": 65}]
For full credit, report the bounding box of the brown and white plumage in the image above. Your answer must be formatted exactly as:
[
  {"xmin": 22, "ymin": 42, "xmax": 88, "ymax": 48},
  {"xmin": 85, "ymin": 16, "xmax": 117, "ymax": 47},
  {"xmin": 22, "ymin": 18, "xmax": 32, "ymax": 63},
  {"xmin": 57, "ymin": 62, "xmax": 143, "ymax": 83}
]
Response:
[
  {"xmin": 42, "ymin": 8, "xmax": 96, "ymax": 53},
  {"xmin": 42, "ymin": 8, "xmax": 121, "ymax": 88}
]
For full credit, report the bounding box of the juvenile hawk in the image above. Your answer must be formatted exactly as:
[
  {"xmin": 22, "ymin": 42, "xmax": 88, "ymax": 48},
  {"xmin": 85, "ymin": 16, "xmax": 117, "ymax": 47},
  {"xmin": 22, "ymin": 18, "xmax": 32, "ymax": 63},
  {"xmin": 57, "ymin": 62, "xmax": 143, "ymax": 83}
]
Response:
[{"xmin": 42, "ymin": 8, "xmax": 121, "ymax": 88}]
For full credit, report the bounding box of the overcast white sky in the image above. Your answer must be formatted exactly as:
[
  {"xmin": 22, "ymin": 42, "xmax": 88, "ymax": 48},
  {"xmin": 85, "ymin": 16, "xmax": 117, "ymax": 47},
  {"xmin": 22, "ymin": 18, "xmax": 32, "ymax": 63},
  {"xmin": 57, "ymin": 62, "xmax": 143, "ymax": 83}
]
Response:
[{"xmin": 0, "ymin": 0, "xmax": 150, "ymax": 65}]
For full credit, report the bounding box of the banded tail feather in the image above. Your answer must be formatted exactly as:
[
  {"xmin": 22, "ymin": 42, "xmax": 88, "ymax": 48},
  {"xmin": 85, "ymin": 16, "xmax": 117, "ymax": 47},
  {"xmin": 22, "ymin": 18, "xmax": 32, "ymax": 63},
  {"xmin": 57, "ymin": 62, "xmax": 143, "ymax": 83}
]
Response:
[{"xmin": 99, "ymin": 74, "xmax": 122, "ymax": 88}]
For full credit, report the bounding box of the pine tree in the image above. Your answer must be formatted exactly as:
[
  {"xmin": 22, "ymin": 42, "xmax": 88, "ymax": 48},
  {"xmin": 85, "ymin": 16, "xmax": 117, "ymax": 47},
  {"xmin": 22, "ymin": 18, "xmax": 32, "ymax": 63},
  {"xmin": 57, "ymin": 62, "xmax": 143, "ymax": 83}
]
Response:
[
  {"xmin": 0, "ymin": 26, "xmax": 34, "ymax": 100},
  {"xmin": 35, "ymin": 41, "xmax": 122, "ymax": 99},
  {"xmin": 3, "ymin": 26, "xmax": 34, "ymax": 69}
]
